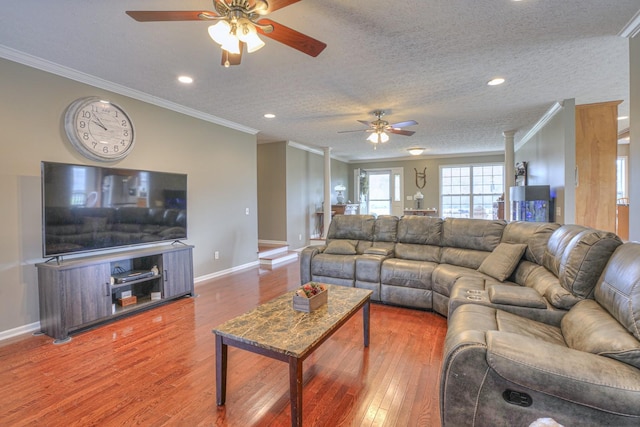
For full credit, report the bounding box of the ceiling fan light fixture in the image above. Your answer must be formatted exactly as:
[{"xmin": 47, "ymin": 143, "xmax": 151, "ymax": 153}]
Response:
[
  {"xmin": 407, "ymin": 147, "xmax": 425, "ymax": 156},
  {"xmin": 221, "ymin": 35, "xmax": 241, "ymax": 54},
  {"xmin": 208, "ymin": 21, "xmax": 233, "ymax": 46}
]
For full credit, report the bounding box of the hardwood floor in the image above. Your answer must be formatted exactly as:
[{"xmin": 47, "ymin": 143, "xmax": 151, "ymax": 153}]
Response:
[{"xmin": 0, "ymin": 262, "xmax": 447, "ymax": 426}]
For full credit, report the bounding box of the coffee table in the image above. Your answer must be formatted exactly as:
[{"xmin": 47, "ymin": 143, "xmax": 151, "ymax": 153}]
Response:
[{"xmin": 213, "ymin": 284, "xmax": 372, "ymax": 427}]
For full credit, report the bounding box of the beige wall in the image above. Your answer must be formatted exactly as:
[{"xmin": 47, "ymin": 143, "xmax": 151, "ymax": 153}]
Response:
[
  {"xmin": 257, "ymin": 142, "xmax": 349, "ymax": 249},
  {"xmin": 349, "ymin": 154, "xmax": 505, "ymax": 213},
  {"xmin": 257, "ymin": 142, "xmax": 287, "ymax": 242},
  {"xmin": 0, "ymin": 58, "xmax": 258, "ymax": 335}
]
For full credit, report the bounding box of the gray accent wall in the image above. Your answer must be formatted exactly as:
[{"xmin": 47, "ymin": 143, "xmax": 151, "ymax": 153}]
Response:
[
  {"xmin": 0, "ymin": 57, "xmax": 258, "ymax": 335},
  {"xmin": 515, "ymin": 100, "xmax": 577, "ymax": 224},
  {"xmin": 630, "ymin": 35, "xmax": 640, "ymax": 241}
]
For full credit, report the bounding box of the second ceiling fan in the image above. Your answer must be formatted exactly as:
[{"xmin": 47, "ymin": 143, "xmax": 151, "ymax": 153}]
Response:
[
  {"xmin": 340, "ymin": 110, "xmax": 418, "ymax": 148},
  {"xmin": 126, "ymin": 0, "xmax": 326, "ymax": 67}
]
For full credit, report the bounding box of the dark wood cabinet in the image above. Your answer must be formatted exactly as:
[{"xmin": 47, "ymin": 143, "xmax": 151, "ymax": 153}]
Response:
[{"xmin": 36, "ymin": 245, "xmax": 194, "ymax": 343}]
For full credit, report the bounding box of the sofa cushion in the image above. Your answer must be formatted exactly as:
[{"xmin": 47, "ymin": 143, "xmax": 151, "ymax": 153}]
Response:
[
  {"xmin": 380, "ymin": 258, "xmax": 437, "ymax": 290},
  {"xmin": 326, "ymin": 215, "xmax": 375, "ymax": 241},
  {"xmin": 324, "ymin": 240, "xmax": 357, "ymax": 255},
  {"xmin": 562, "ymin": 299, "xmax": 640, "ymax": 369},
  {"xmin": 543, "ymin": 225, "xmax": 622, "ymax": 299},
  {"xmin": 395, "ymin": 243, "xmax": 440, "ymax": 262},
  {"xmin": 373, "ymin": 215, "xmax": 399, "ymax": 242},
  {"xmin": 442, "ymin": 218, "xmax": 506, "ymax": 252},
  {"xmin": 595, "ymin": 243, "xmax": 640, "ymax": 341},
  {"xmin": 501, "ymin": 221, "xmax": 560, "ymax": 264},
  {"xmin": 488, "ymin": 284, "xmax": 547, "ymax": 309},
  {"xmin": 478, "ymin": 243, "xmax": 527, "ymax": 282},
  {"xmin": 524, "ymin": 266, "xmax": 580, "ymax": 310},
  {"xmin": 440, "ymin": 247, "xmax": 489, "ymax": 270},
  {"xmin": 397, "ymin": 216, "xmax": 443, "ymax": 245}
]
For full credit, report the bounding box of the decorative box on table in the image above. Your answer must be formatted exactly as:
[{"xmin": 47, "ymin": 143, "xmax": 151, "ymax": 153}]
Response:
[{"xmin": 293, "ymin": 282, "xmax": 328, "ymax": 312}]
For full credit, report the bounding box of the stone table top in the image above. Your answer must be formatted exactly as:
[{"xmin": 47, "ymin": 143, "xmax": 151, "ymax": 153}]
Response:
[{"xmin": 212, "ymin": 284, "xmax": 372, "ymax": 358}]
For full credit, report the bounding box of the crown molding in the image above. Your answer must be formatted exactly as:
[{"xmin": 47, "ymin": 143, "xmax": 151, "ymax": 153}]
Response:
[
  {"xmin": 0, "ymin": 44, "xmax": 259, "ymax": 135},
  {"xmin": 619, "ymin": 9, "xmax": 640, "ymax": 38},
  {"xmin": 515, "ymin": 101, "xmax": 563, "ymax": 151}
]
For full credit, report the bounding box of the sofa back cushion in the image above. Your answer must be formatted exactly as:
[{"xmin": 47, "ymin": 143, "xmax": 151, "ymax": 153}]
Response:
[
  {"xmin": 501, "ymin": 221, "xmax": 560, "ymax": 265},
  {"xmin": 543, "ymin": 225, "xmax": 622, "ymax": 299},
  {"xmin": 442, "ymin": 218, "xmax": 505, "ymax": 252},
  {"xmin": 373, "ymin": 215, "xmax": 399, "ymax": 242},
  {"xmin": 595, "ymin": 243, "xmax": 640, "ymax": 341},
  {"xmin": 395, "ymin": 243, "xmax": 441, "ymax": 262},
  {"xmin": 327, "ymin": 215, "xmax": 375, "ymax": 241},
  {"xmin": 562, "ymin": 299, "xmax": 640, "ymax": 369},
  {"xmin": 397, "ymin": 216, "xmax": 442, "ymax": 245}
]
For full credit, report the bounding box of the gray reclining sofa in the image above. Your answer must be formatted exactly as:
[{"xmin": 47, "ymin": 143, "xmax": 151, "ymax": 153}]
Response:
[{"xmin": 300, "ymin": 214, "xmax": 640, "ymax": 425}]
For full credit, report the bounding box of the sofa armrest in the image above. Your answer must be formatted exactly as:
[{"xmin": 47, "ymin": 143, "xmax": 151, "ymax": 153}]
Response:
[
  {"xmin": 487, "ymin": 331, "xmax": 640, "ymax": 417},
  {"xmin": 300, "ymin": 246, "xmax": 323, "ymax": 284},
  {"xmin": 488, "ymin": 284, "xmax": 547, "ymax": 308}
]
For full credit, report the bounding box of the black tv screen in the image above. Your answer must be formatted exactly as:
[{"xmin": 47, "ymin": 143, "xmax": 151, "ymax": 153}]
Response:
[{"xmin": 41, "ymin": 161, "xmax": 187, "ymax": 257}]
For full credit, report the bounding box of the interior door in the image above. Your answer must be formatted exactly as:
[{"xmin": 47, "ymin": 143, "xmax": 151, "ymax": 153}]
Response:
[{"xmin": 356, "ymin": 167, "xmax": 404, "ymax": 216}]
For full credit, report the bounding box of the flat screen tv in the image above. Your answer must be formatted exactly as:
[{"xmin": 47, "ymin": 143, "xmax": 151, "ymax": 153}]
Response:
[{"xmin": 41, "ymin": 161, "xmax": 187, "ymax": 258}]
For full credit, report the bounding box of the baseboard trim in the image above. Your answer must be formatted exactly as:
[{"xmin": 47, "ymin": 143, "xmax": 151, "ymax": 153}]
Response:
[
  {"xmin": 0, "ymin": 322, "xmax": 41, "ymax": 341},
  {"xmin": 194, "ymin": 260, "xmax": 260, "ymax": 285}
]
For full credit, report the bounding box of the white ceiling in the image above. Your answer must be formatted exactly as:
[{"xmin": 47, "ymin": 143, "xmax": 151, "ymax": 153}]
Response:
[{"xmin": 1, "ymin": 0, "xmax": 639, "ymax": 162}]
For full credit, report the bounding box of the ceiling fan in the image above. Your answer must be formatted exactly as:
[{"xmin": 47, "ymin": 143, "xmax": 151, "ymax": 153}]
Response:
[
  {"xmin": 126, "ymin": 0, "xmax": 326, "ymax": 67},
  {"xmin": 339, "ymin": 110, "xmax": 418, "ymax": 148}
]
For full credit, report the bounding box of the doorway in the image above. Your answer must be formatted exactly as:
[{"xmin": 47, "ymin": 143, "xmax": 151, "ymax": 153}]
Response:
[{"xmin": 354, "ymin": 167, "xmax": 404, "ymax": 217}]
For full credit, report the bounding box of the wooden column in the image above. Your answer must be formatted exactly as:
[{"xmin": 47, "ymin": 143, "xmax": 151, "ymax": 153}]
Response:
[{"xmin": 574, "ymin": 100, "xmax": 621, "ymax": 232}]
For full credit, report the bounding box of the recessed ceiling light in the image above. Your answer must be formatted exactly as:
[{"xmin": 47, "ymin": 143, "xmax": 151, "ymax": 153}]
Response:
[
  {"xmin": 178, "ymin": 75, "xmax": 193, "ymax": 84},
  {"xmin": 618, "ymin": 116, "xmax": 629, "ymax": 120},
  {"xmin": 407, "ymin": 147, "xmax": 425, "ymax": 156},
  {"xmin": 487, "ymin": 77, "xmax": 505, "ymax": 86},
  {"xmin": 264, "ymin": 113, "xmax": 276, "ymax": 118}
]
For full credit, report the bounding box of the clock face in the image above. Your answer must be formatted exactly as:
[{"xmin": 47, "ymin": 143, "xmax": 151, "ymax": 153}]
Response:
[{"xmin": 64, "ymin": 97, "xmax": 135, "ymax": 161}]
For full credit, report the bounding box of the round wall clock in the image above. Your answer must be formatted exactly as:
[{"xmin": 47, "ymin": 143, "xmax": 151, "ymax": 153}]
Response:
[{"xmin": 64, "ymin": 97, "xmax": 135, "ymax": 162}]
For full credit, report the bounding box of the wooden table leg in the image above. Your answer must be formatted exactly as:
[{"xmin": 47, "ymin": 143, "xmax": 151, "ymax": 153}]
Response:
[
  {"xmin": 363, "ymin": 298, "xmax": 370, "ymax": 348},
  {"xmin": 215, "ymin": 333, "xmax": 227, "ymax": 406},
  {"xmin": 289, "ymin": 356, "xmax": 303, "ymax": 427}
]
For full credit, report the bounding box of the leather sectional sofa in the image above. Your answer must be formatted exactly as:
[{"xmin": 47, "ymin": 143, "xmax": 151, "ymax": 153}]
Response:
[{"xmin": 300, "ymin": 214, "xmax": 640, "ymax": 425}]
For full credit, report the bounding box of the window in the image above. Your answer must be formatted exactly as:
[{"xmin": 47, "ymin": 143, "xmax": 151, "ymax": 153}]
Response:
[
  {"xmin": 70, "ymin": 166, "xmax": 87, "ymax": 206},
  {"xmin": 368, "ymin": 172, "xmax": 391, "ymax": 216},
  {"xmin": 440, "ymin": 164, "xmax": 504, "ymax": 219},
  {"xmin": 617, "ymin": 156, "xmax": 628, "ymax": 199}
]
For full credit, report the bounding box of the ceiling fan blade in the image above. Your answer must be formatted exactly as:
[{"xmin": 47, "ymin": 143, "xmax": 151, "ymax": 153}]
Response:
[
  {"xmin": 338, "ymin": 129, "xmax": 367, "ymax": 134},
  {"xmin": 357, "ymin": 120, "xmax": 372, "ymax": 127},
  {"xmin": 257, "ymin": 19, "xmax": 326, "ymax": 57},
  {"xmin": 221, "ymin": 43, "xmax": 244, "ymax": 66},
  {"xmin": 125, "ymin": 11, "xmax": 218, "ymax": 22},
  {"xmin": 265, "ymin": 0, "xmax": 302, "ymax": 13},
  {"xmin": 389, "ymin": 129, "xmax": 415, "ymax": 136},
  {"xmin": 389, "ymin": 120, "xmax": 418, "ymax": 128}
]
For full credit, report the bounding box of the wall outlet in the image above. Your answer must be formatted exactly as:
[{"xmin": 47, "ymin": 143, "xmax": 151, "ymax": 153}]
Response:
[
  {"xmin": 214, "ymin": 251, "xmax": 220, "ymax": 260},
  {"xmin": 556, "ymin": 206, "xmax": 562, "ymax": 218},
  {"xmin": 407, "ymin": 195, "xmax": 413, "ymax": 201},
  {"xmin": 245, "ymin": 208, "xmax": 249, "ymax": 215},
  {"xmin": 299, "ymin": 234, "xmax": 302, "ymax": 241}
]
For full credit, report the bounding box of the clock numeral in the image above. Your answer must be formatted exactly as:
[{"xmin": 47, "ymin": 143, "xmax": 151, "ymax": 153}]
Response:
[
  {"xmin": 103, "ymin": 146, "xmax": 109, "ymax": 154},
  {"xmin": 79, "ymin": 121, "xmax": 86, "ymax": 129},
  {"xmin": 82, "ymin": 110, "xmax": 91, "ymax": 119},
  {"xmin": 120, "ymin": 140, "xmax": 126, "ymax": 146},
  {"xmin": 92, "ymin": 142, "xmax": 98, "ymax": 149},
  {"xmin": 123, "ymin": 130, "xmax": 129, "ymax": 137},
  {"xmin": 83, "ymin": 132, "xmax": 90, "ymax": 140},
  {"xmin": 121, "ymin": 120, "xmax": 128, "ymax": 127},
  {"xmin": 113, "ymin": 145, "xmax": 119, "ymax": 153}
]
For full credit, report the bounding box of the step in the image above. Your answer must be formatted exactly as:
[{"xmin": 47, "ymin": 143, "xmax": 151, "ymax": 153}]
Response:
[
  {"xmin": 259, "ymin": 251, "xmax": 299, "ymax": 268},
  {"xmin": 258, "ymin": 244, "xmax": 289, "ymax": 258}
]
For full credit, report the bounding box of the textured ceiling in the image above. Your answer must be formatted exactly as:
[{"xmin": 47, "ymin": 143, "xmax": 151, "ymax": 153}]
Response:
[{"xmin": 1, "ymin": 0, "xmax": 638, "ymax": 162}]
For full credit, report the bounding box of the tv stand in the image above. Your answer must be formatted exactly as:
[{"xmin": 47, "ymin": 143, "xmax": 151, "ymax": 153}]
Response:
[{"xmin": 36, "ymin": 244, "xmax": 194, "ymax": 344}]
